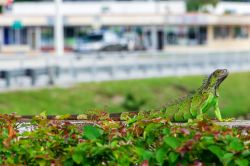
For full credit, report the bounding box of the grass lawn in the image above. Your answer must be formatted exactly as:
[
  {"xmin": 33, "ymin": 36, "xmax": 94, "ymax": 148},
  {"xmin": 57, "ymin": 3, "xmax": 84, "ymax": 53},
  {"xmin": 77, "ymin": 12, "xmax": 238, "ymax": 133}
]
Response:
[{"xmin": 0, "ymin": 71, "xmax": 249, "ymax": 118}]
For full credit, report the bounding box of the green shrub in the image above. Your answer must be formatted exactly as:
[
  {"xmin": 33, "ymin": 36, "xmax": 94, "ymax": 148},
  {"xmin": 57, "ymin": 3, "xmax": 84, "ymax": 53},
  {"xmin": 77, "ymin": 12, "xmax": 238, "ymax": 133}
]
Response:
[{"xmin": 0, "ymin": 113, "xmax": 249, "ymax": 165}]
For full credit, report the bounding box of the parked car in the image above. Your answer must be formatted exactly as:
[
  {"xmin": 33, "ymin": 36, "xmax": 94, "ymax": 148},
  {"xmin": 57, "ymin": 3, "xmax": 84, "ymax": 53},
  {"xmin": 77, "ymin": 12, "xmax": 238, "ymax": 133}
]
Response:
[{"xmin": 73, "ymin": 31, "xmax": 128, "ymax": 52}]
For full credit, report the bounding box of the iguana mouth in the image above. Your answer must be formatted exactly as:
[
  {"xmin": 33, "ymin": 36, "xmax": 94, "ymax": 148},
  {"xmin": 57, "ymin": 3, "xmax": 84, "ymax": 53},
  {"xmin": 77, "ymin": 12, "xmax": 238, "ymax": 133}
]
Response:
[
  {"xmin": 215, "ymin": 69, "xmax": 228, "ymax": 96},
  {"xmin": 217, "ymin": 69, "xmax": 228, "ymax": 86}
]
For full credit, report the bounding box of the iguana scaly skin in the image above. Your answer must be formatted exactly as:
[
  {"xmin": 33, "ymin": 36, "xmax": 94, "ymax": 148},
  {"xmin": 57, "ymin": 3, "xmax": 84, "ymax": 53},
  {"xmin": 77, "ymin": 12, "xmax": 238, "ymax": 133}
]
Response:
[
  {"xmin": 161, "ymin": 69, "xmax": 228, "ymax": 122},
  {"xmin": 14, "ymin": 69, "xmax": 228, "ymax": 122}
]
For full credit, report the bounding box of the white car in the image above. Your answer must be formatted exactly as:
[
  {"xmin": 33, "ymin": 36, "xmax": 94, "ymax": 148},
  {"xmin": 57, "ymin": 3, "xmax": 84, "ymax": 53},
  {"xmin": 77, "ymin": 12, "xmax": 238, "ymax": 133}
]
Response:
[{"xmin": 74, "ymin": 31, "xmax": 128, "ymax": 52}]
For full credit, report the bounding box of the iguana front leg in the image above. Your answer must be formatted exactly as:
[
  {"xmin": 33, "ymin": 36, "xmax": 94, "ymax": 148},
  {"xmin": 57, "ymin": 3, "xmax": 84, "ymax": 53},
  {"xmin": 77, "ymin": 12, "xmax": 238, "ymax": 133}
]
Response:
[
  {"xmin": 196, "ymin": 97, "xmax": 212, "ymax": 121},
  {"xmin": 195, "ymin": 98, "xmax": 223, "ymax": 122},
  {"xmin": 214, "ymin": 98, "xmax": 222, "ymax": 121},
  {"xmin": 214, "ymin": 98, "xmax": 234, "ymax": 122}
]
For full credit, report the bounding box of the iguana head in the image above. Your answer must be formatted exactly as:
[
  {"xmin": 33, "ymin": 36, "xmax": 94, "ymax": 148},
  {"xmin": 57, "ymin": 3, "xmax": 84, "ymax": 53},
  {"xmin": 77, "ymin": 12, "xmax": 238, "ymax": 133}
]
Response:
[{"xmin": 205, "ymin": 69, "xmax": 228, "ymax": 96}]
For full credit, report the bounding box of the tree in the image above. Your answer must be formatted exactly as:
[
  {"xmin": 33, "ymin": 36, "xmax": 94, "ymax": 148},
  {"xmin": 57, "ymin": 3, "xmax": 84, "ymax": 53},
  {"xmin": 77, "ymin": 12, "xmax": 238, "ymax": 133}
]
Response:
[{"xmin": 186, "ymin": 0, "xmax": 219, "ymax": 12}]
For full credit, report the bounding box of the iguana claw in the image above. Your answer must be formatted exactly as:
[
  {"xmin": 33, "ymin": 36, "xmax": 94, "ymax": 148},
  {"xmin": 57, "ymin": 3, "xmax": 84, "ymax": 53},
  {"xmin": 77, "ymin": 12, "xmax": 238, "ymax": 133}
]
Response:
[{"xmin": 219, "ymin": 118, "xmax": 235, "ymax": 122}]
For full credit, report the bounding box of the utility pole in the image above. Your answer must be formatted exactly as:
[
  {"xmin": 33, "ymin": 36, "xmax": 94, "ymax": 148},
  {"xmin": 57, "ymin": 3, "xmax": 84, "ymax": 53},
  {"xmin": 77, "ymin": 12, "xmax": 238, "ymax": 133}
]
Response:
[{"xmin": 55, "ymin": 0, "xmax": 64, "ymax": 56}]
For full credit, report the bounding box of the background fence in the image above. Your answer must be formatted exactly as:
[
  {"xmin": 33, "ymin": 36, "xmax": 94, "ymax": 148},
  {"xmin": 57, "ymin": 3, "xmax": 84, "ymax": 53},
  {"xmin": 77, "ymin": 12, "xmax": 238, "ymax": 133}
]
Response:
[{"xmin": 0, "ymin": 51, "xmax": 250, "ymax": 90}]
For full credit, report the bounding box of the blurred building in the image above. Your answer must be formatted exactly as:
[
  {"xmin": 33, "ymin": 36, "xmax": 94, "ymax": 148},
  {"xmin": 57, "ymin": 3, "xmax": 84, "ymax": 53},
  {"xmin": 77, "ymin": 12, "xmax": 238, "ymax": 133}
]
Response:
[{"xmin": 0, "ymin": 0, "xmax": 250, "ymax": 54}]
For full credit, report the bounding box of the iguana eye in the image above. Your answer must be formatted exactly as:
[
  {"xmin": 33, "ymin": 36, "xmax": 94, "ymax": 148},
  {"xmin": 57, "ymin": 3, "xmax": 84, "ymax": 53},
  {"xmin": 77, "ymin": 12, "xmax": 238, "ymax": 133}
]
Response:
[{"xmin": 216, "ymin": 70, "xmax": 222, "ymax": 75}]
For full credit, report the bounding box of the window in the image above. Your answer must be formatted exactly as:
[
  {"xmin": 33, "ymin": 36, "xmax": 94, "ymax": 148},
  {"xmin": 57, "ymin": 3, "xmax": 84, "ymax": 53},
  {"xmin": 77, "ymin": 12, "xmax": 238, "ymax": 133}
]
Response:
[
  {"xmin": 165, "ymin": 26, "xmax": 207, "ymax": 45},
  {"xmin": 3, "ymin": 27, "xmax": 27, "ymax": 45},
  {"xmin": 41, "ymin": 27, "xmax": 54, "ymax": 47},
  {"xmin": 214, "ymin": 26, "xmax": 230, "ymax": 39},
  {"xmin": 233, "ymin": 26, "xmax": 249, "ymax": 39},
  {"xmin": 83, "ymin": 34, "xmax": 103, "ymax": 42}
]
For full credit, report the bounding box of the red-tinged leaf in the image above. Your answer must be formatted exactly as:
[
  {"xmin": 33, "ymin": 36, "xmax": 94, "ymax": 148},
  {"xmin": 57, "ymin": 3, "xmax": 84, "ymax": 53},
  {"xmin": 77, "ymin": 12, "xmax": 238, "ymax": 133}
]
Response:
[
  {"xmin": 3, "ymin": 121, "xmax": 16, "ymax": 147},
  {"xmin": 120, "ymin": 127, "xmax": 127, "ymax": 136},
  {"xmin": 140, "ymin": 160, "xmax": 149, "ymax": 166},
  {"xmin": 7, "ymin": 122, "xmax": 16, "ymax": 139},
  {"xmin": 177, "ymin": 140, "xmax": 194, "ymax": 156},
  {"xmin": 193, "ymin": 160, "xmax": 204, "ymax": 166},
  {"xmin": 179, "ymin": 128, "xmax": 190, "ymax": 135}
]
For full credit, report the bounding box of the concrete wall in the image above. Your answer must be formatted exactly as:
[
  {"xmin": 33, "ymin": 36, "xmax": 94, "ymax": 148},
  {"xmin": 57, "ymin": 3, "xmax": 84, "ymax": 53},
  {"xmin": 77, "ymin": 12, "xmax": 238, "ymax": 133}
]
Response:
[
  {"xmin": 214, "ymin": 2, "xmax": 250, "ymax": 15},
  {"xmin": 11, "ymin": 1, "xmax": 185, "ymax": 16},
  {"xmin": 1, "ymin": 45, "xmax": 31, "ymax": 53},
  {"xmin": 10, "ymin": 1, "xmax": 250, "ymax": 16}
]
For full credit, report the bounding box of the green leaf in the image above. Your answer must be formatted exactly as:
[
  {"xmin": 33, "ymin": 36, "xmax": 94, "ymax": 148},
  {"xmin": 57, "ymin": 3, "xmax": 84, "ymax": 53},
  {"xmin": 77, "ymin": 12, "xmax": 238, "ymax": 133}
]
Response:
[
  {"xmin": 223, "ymin": 153, "xmax": 233, "ymax": 159},
  {"xmin": 208, "ymin": 145, "xmax": 225, "ymax": 161},
  {"xmin": 235, "ymin": 159, "xmax": 249, "ymax": 166},
  {"xmin": 63, "ymin": 159, "xmax": 74, "ymax": 166},
  {"xmin": 72, "ymin": 152, "xmax": 83, "ymax": 164},
  {"xmin": 143, "ymin": 151, "xmax": 153, "ymax": 161},
  {"xmin": 168, "ymin": 152, "xmax": 179, "ymax": 164},
  {"xmin": 164, "ymin": 137, "xmax": 181, "ymax": 149},
  {"xmin": 162, "ymin": 128, "xmax": 170, "ymax": 136},
  {"xmin": 55, "ymin": 114, "xmax": 71, "ymax": 120},
  {"xmin": 110, "ymin": 140, "xmax": 118, "ymax": 148},
  {"xmin": 37, "ymin": 160, "xmax": 47, "ymax": 166},
  {"xmin": 83, "ymin": 125, "xmax": 103, "ymax": 140},
  {"xmin": 2, "ymin": 128, "xmax": 8, "ymax": 138},
  {"xmin": 202, "ymin": 136, "xmax": 215, "ymax": 145},
  {"xmin": 92, "ymin": 146, "xmax": 106, "ymax": 155},
  {"xmin": 242, "ymin": 150, "xmax": 250, "ymax": 158},
  {"xmin": 77, "ymin": 114, "xmax": 88, "ymax": 120},
  {"xmin": 229, "ymin": 139, "xmax": 244, "ymax": 151},
  {"xmin": 156, "ymin": 148, "xmax": 166, "ymax": 165},
  {"xmin": 222, "ymin": 153, "xmax": 234, "ymax": 165},
  {"xmin": 39, "ymin": 111, "xmax": 47, "ymax": 119},
  {"xmin": 136, "ymin": 148, "xmax": 153, "ymax": 161}
]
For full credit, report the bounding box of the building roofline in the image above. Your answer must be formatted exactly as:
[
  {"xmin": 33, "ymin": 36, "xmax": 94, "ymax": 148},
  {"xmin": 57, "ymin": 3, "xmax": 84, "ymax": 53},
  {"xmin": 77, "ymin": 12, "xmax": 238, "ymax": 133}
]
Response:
[{"xmin": 1, "ymin": 13, "xmax": 250, "ymax": 26}]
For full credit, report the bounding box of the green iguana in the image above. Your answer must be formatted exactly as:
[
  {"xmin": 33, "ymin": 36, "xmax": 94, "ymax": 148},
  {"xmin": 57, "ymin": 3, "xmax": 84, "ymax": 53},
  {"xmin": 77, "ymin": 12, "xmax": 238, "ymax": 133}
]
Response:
[
  {"xmin": 15, "ymin": 69, "xmax": 229, "ymax": 122},
  {"xmin": 159, "ymin": 68, "xmax": 228, "ymax": 122}
]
